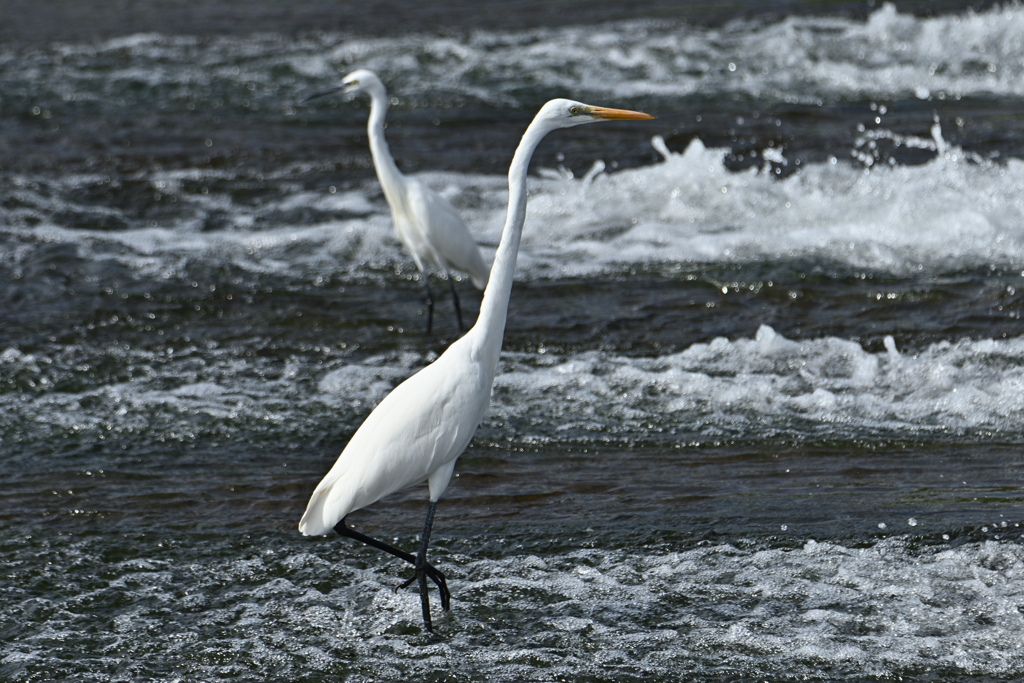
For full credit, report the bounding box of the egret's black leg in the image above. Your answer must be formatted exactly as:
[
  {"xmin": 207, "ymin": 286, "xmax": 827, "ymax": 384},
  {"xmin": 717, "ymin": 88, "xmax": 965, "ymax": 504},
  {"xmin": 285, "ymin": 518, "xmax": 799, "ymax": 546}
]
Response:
[
  {"xmin": 333, "ymin": 518, "xmax": 450, "ymax": 611},
  {"xmin": 415, "ymin": 500, "xmax": 439, "ymax": 631},
  {"xmin": 422, "ymin": 276, "xmax": 436, "ymax": 335},
  {"xmin": 445, "ymin": 272, "xmax": 465, "ymax": 332}
]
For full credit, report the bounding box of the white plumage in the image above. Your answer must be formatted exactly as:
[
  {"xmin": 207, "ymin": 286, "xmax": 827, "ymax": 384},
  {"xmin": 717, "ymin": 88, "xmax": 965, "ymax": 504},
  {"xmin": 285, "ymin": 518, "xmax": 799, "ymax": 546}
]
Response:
[
  {"xmin": 307, "ymin": 69, "xmax": 489, "ymax": 331},
  {"xmin": 299, "ymin": 336, "xmax": 488, "ymax": 536}
]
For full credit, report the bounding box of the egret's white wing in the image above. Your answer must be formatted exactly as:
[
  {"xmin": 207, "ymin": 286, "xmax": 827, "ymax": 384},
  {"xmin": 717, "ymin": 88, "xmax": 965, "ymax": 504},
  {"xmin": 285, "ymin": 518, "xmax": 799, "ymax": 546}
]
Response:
[
  {"xmin": 406, "ymin": 179, "xmax": 490, "ymax": 289},
  {"xmin": 299, "ymin": 338, "xmax": 490, "ymax": 536}
]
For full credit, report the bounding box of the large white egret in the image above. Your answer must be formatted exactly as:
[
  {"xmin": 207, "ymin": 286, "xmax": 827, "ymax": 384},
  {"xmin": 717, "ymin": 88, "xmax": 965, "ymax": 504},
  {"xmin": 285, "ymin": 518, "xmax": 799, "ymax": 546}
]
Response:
[
  {"xmin": 299, "ymin": 98, "xmax": 653, "ymax": 632},
  {"xmin": 305, "ymin": 69, "xmax": 490, "ymax": 333}
]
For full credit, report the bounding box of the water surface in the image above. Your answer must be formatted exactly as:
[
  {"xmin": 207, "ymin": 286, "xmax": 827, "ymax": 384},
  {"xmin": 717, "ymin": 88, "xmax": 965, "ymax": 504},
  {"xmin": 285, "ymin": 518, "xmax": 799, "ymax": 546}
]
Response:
[{"xmin": 3, "ymin": 2, "xmax": 1024, "ymax": 680}]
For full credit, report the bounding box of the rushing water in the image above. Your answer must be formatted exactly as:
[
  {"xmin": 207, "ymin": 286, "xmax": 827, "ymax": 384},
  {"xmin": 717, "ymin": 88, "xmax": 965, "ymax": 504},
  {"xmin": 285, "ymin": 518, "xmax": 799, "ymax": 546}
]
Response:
[{"xmin": 3, "ymin": 2, "xmax": 1024, "ymax": 681}]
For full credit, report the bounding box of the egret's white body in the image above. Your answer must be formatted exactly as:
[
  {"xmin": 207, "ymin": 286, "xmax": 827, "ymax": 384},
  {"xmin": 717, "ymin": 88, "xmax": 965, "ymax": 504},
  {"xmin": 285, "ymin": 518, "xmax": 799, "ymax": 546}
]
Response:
[
  {"xmin": 299, "ymin": 338, "xmax": 491, "ymax": 535},
  {"xmin": 309, "ymin": 69, "xmax": 489, "ymax": 331},
  {"xmin": 299, "ymin": 98, "xmax": 653, "ymax": 630}
]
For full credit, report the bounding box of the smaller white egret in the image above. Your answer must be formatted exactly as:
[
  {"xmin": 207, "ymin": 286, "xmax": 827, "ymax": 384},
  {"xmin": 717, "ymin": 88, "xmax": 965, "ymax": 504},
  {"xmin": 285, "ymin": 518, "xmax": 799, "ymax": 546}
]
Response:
[
  {"xmin": 305, "ymin": 70, "xmax": 490, "ymax": 333},
  {"xmin": 299, "ymin": 98, "xmax": 653, "ymax": 632}
]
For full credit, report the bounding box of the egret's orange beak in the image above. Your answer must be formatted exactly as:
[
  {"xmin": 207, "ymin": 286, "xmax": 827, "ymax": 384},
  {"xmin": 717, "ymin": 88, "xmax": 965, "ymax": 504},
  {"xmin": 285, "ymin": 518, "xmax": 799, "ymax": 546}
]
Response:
[{"xmin": 587, "ymin": 106, "xmax": 655, "ymax": 120}]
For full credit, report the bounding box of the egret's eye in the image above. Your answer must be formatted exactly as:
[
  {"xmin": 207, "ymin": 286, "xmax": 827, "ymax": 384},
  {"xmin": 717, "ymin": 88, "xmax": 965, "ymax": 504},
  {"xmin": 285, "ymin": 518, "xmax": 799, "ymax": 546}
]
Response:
[{"xmin": 569, "ymin": 106, "xmax": 580, "ymax": 115}]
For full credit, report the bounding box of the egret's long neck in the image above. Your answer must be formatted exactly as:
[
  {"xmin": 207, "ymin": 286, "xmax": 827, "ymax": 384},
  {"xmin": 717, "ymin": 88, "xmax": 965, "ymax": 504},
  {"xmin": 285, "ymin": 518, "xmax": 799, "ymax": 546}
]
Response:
[
  {"xmin": 470, "ymin": 120, "xmax": 551, "ymax": 373},
  {"xmin": 365, "ymin": 89, "xmax": 404, "ymax": 203}
]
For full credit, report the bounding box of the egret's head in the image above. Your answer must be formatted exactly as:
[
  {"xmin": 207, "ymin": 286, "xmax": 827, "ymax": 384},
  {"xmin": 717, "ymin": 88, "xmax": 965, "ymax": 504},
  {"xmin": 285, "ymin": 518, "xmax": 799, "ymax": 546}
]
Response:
[
  {"xmin": 302, "ymin": 68, "xmax": 386, "ymax": 103},
  {"xmin": 338, "ymin": 69, "xmax": 385, "ymax": 96},
  {"xmin": 536, "ymin": 98, "xmax": 654, "ymax": 130}
]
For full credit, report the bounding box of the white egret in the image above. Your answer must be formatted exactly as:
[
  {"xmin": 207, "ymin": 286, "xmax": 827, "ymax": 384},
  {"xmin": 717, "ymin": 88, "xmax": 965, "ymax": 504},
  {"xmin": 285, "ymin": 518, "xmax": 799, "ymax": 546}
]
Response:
[
  {"xmin": 305, "ymin": 69, "xmax": 489, "ymax": 333},
  {"xmin": 299, "ymin": 98, "xmax": 653, "ymax": 632}
]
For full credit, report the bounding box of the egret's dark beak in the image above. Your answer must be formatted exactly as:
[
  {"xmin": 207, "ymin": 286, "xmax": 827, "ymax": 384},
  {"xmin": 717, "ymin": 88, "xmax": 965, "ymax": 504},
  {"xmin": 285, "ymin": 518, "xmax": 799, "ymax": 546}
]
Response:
[{"xmin": 301, "ymin": 84, "xmax": 346, "ymax": 104}]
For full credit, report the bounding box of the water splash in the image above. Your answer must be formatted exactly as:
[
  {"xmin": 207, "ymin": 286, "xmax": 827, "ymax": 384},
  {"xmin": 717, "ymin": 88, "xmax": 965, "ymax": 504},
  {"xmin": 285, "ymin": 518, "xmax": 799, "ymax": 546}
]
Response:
[{"xmin": 4, "ymin": 531, "xmax": 1023, "ymax": 680}]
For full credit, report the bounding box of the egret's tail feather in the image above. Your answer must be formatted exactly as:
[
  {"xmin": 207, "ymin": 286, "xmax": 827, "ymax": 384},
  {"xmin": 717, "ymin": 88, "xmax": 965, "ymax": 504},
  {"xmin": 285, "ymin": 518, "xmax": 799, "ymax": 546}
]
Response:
[{"xmin": 298, "ymin": 488, "xmax": 332, "ymax": 536}]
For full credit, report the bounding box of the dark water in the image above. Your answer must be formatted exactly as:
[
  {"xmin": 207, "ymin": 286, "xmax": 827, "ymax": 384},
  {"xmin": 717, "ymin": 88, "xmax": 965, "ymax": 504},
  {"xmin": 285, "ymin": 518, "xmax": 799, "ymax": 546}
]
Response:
[{"xmin": 3, "ymin": 1, "xmax": 1024, "ymax": 680}]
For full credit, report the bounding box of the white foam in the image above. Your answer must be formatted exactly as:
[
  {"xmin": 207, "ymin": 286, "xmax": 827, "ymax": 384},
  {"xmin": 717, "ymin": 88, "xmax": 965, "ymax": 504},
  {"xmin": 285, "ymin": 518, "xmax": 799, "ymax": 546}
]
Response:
[
  {"xmin": 8, "ymin": 5, "xmax": 1024, "ymax": 280},
  {"xmin": 484, "ymin": 325, "xmax": 1024, "ymax": 441},
  {"xmin": 317, "ymin": 352, "xmax": 426, "ymax": 410},
  {"xmin": 5, "ymin": 4, "xmax": 1024, "ymax": 115},
  {"xmin": 498, "ymin": 133, "xmax": 1024, "ymax": 277},
  {"xmin": 6, "ymin": 126, "xmax": 1024, "ymax": 280},
  {"xmin": 275, "ymin": 4, "xmax": 1024, "ymax": 103},
  {"xmin": 7, "ymin": 326, "xmax": 1024, "ymax": 445},
  {"xmin": 9, "ymin": 534, "xmax": 1021, "ymax": 679}
]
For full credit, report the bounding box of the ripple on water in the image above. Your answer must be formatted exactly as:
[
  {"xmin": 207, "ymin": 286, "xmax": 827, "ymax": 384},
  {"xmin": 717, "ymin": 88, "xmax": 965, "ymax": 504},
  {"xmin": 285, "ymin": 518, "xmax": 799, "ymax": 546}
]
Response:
[{"xmin": 3, "ymin": 530, "xmax": 1023, "ymax": 680}]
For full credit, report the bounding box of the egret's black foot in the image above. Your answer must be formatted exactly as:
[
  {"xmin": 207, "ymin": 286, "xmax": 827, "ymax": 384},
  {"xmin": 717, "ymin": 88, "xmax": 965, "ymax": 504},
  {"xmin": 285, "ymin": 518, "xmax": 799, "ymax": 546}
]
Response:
[
  {"xmin": 397, "ymin": 563, "xmax": 451, "ymax": 612},
  {"xmin": 334, "ymin": 501, "xmax": 447, "ymax": 632}
]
